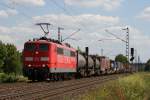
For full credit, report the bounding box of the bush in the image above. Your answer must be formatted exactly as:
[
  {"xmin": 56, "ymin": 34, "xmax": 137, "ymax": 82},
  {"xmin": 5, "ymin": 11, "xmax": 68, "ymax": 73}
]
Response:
[
  {"xmin": 0, "ymin": 73, "xmax": 28, "ymax": 83},
  {"xmin": 17, "ymin": 75, "xmax": 28, "ymax": 82},
  {"xmin": 0, "ymin": 73, "xmax": 18, "ymax": 83}
]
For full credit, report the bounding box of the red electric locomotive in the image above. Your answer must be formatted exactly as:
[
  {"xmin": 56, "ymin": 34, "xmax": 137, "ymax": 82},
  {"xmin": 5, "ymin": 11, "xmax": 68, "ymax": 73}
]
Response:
[{"xmin": 23, "ymin": 37, "xmax": 77, "ymax": 81}]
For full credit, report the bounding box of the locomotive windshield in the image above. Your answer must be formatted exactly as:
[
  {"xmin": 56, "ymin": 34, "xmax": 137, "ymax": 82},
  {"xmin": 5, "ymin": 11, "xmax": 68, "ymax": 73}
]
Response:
[
  {"xmin": 24, "ymin": 43, "xmax": 36, "ymax": 51},
  {"xmin": 39, "ymin": 44, "xmax": 49, "ymax": 51}
]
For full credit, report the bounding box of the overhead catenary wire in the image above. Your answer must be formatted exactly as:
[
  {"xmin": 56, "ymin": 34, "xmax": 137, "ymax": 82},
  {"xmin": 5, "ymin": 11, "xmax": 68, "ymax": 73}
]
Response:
[
  {"xmin": 98, "ymin": 38, "xmax": 118, "ymax": 41},
  {"xmin": 105, "ymin": 29, "xmax": 127, "ymax": 43},
  {"xmin": 49, "ymin": 0, "xmax": 90, "ymax": 31},
  {"xmin": 13, "ymin": 0, "xmax": 81, "ymax": 38},
  {"xmin": 62, "ymin": 29, "xmax": 80, "ymax": 42}
]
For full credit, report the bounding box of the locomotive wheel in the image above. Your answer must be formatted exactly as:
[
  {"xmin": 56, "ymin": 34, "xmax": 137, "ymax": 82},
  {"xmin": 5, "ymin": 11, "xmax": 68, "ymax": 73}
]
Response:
[
  {"xmin": 58, "ymin": 73, "xmax": 64, "ymax": 81},
  {"xmin": 53, "ymin": 74, "xmax": 56, "ymax": 81},
  {"xmin": 75, "ymin": 72, "xmax": 81, "ymax": 79},
  {"xmin": 37, "ymin": 74, "xmax": 44, "ymax": 81},
  {"xmin": 71, "ymin": 73, "xmax": 76, "ymax": 80},
  {"xmin": 31, "ymin": 76, "xmax": 35, "ymax": 82},
  {"xmin": 61, "ymin": 73, "xmax": 65, "ymax": 80},
  {"xmin": 56, "ymin": 73, "xmax": 59, "ymax": 81}
]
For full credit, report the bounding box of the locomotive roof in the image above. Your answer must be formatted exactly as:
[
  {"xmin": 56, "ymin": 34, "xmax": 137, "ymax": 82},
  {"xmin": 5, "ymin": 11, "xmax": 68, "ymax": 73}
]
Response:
[
  {"xmin": 26, "ymin": 40, "xmax": 51, "ymax": 44},
  {"xmin": 25, "ymin": 37, "xmax": 76, "ymax": 51},
  {"xmin": 26, "ymin": 37, "xmax": 61, "ymax": 44}
]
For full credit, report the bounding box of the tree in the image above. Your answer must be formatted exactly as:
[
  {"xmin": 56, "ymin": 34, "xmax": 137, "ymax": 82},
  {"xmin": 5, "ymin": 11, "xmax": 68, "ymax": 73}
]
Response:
[
  {"xmin": 145, "ymin": 59, "xmax": 150, "ymax": 71},
  {"xmin": 0, "ymin": 41, "xmax": 7, "ymax": 72},
  {"xmin": 3, "ymin": 44, "xmax": 22, "ymax": 74},
  {"xmin": 77, "ymin": 46, "xmax": 82, "ymax": 53},
  {"xmin": 115, "ymin": 54, "xmax": 128, "ymax": 63}
]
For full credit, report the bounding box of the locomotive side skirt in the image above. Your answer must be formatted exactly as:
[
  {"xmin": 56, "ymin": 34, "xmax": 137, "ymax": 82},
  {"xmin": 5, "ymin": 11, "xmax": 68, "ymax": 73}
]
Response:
[{"xmin": 49, "ymin": 67, "xmax": 76, "ymax": 73}]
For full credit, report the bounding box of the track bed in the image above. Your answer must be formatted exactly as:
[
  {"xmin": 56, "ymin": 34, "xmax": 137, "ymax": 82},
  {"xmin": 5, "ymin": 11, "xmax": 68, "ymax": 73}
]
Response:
[{"xmin": 0, "ymin": 74, "xmax": 129, "ymax": 100}]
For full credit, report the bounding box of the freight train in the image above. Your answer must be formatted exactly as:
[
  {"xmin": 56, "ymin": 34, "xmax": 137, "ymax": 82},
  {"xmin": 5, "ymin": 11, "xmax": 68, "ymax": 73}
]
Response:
[{"xmin": 23, "ymin": 37, "xmax": 129, "ymax": 81}]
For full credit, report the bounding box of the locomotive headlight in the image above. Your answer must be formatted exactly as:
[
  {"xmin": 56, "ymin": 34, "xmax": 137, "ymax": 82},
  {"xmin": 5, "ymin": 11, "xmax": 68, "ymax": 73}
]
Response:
[
  {"xmin": 28, "ymin": 64, "xmax": 31, "ymax": 67},
  {"xmin": 42, "ymin": 64, "xmax": 46, "ymax": 67},
  {"xmin": 40, "ymin": 57, "xmax": 49, "ymax": 61},
  {"xmin": 25, "ymin": 57, "xmax": 33, "ymax": 61}
]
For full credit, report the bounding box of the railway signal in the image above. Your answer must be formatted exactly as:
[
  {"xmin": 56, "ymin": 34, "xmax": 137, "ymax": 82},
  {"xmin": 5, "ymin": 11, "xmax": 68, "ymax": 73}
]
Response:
[
  {"xmin": 85, "ymin": 47, "xmax": 89, "ymax": 76},
  {"xmin": 131, "ymin": 48, "xmax": 134, "ymax": 56},
  {"xmin": 130, "ymin": 48, "xmax": 134, "ymax": 61}
]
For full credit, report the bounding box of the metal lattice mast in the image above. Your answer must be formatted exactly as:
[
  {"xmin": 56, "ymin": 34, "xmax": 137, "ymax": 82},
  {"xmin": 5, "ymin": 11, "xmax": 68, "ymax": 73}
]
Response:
[{"xmin": 124, "ymin": 27, "xmax": 129, "ymax": 62}]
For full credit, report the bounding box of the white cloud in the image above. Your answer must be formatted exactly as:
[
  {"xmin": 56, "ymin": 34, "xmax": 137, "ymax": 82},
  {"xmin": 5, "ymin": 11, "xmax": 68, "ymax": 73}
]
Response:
[
  {"xmin": 0, "ymin": 35, "xmax": 13, "ymax": 43},
  {"xmin": 0, "ymin": 10, "xmax": 9, "ymax": 18},
  {"xmin": 0, "ymin": 25, "xmax": 41, "ymax": 51},
  {"xmin": 0, "ymin": 24, "xmax": 35, "ymax": 34},
  {"xmin": 9, "ymin": 0, "xmax": 45, "ymax": 6},
  {"xmin": 0, "ymin": 26, "xmax": 10, "ymax": 33},
  {"xmin": 7, "ymin": 9, "xmax": 18, "ymax": 15},
  {"xmin": 64, "ymin": 0, "xmax": 123, "ymax": 11},
  {"xmin": 137, "ymin": 6, "xmax": 150, "ymax": 21},
  {"xmin": 33, "ymin": 14, "xmax": 120, "ymax": 30},
  {"xmin": 0, "ymin": 9, "xmax": 18, "ymax": 18}
]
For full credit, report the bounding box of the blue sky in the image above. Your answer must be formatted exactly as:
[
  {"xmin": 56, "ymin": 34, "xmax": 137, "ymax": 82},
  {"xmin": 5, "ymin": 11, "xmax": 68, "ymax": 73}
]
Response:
[{"xmin": 0, "ymin": 0, "xmax": 150, "ymax": 62}]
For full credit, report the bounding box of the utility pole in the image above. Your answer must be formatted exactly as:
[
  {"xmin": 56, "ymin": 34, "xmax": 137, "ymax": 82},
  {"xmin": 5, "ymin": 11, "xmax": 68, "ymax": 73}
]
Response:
[
  {"xmin": 138, "ymin": 56, "xmax": 140, "ymax": 71},
  {"xmin": 135, "ymin": 49, "xmax": 137, "ymax": 63},
  {"xmin": 135, "ymin": 49, "xmax": 138, "ymax": 71},
  {"xmin": 138, "ymin": 56, "xmax": 140, "ymax": 63},
  {"xmin": 58, "ymin": 27, "xmax": 64, "ymax": 42},
  {"xmin": 101, "ymin": 48, "xmax": 103, "ymax": 56}
]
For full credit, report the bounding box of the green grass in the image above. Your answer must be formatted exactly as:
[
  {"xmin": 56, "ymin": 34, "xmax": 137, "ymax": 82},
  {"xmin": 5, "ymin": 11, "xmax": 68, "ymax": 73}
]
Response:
[
  {"xmin": 0, "ymin": 73, "xmax": 28, "ymax": 83},
  {"xmin": 78, "ymin": 72, "xmax": 150, "ymax": 100}
]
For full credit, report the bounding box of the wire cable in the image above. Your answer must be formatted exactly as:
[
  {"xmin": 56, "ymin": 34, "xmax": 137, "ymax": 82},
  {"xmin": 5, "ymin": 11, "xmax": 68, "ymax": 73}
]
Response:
[
  {"xmin": 105, "ymin": 29, "xmax": 127, "ymax": 43},
  {"xmin": 49, "ymin": 0, "xmax": 89, "ymax": 31}
]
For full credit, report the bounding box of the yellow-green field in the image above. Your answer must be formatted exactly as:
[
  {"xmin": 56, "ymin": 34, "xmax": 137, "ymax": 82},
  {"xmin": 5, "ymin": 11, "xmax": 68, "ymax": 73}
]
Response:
[{"xmin": 79, "ymin": 72, "xmax": 150, "ymax": 100}]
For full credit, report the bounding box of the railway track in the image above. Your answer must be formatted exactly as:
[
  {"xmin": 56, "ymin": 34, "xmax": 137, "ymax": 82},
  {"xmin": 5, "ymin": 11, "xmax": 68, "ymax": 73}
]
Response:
[{"xmin": 0, "ymin": 74, "xmax": 128, "ymax": 100}]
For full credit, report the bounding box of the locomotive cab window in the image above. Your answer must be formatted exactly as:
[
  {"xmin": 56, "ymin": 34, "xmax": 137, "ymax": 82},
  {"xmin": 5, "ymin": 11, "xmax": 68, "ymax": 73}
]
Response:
[
  {"xmin": 24, "ymin": 43, "xmax": 36, "ymax": 51},
  {"xmin": 71, "ymin": 51, "xmax": 75, "ymax": 57},
  {"xmin": 39, "ymin": 44, "xmax": 49, "ymax": 51},
  {"xmin": 57, "ymin": 47, "xmax": 63, "ymax": 55},
  {"xmin": 64, "ymin": 49, "xmax": 71, "ymax": 56}
]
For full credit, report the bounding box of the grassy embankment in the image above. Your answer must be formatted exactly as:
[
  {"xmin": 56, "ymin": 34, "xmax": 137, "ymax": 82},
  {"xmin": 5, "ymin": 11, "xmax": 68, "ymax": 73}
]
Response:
[
  {"xmin": 79, "ymin": 72, "xmax": 150, "ymax": 100},
  {"xmin": 0, "ymin": 73, "xmax": 28, "ymax": 83}
]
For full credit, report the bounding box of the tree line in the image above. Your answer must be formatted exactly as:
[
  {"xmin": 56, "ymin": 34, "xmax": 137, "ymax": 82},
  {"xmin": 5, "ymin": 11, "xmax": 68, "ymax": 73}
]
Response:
[
  {"xmin": 145, "ymin": 59, "xmax": 150, "ymax": 71},
  {"xmin": 0, "ymin": 41, "xmax": 22, "ymax": 74}
]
